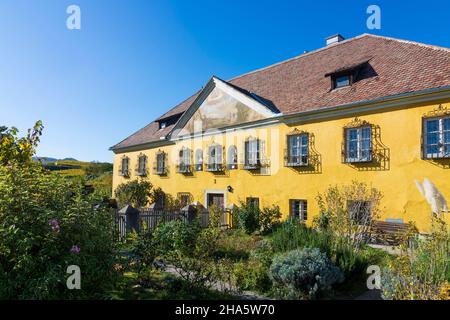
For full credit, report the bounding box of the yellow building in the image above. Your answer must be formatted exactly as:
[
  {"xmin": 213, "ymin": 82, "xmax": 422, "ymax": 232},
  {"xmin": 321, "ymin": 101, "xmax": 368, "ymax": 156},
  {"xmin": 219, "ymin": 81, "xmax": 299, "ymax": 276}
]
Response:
[{"xmin": 111, "ymin": 34, "xmax": 450, "ymax": 232}]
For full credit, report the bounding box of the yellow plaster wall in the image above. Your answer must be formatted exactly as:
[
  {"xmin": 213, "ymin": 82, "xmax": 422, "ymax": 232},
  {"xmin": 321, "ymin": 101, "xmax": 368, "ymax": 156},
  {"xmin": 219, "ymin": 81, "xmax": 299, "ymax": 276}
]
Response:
[{"xmin": 113, "ymin": 101, "xmax": 450, "ymax": 232}]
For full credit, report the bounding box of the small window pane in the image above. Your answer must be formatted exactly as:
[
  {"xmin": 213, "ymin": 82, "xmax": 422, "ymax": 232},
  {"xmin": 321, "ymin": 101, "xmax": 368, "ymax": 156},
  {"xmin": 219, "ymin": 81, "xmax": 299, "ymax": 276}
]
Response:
[
  {"xmin": 443, "ymin": 118, "xmax": 450, "ymax": 130},
  {"xmin": 361, "ymin": 127, "xmax": 371, "ymax": 139},
  {"xmin": 335, "ymin": 75, "xmax": 350, "ymax": 88},
  {"xmin": 427, "ymin": 119, "xmax": 439, "ymax": 132}
]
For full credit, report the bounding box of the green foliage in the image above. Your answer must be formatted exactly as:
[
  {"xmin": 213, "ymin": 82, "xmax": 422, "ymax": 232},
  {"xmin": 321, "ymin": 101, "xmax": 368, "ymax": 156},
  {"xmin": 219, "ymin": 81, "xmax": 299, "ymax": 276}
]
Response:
[
  {"xmin": 131, "ymin": 228, "xmax": 156, "ymax": 274},
  {"xmin": 114, "ymin": 179, "xmax": 153, "ymax": 208},
  {"xmin": 0, "ymin": 121, "xmax": 43, "ymax": 166},
  {"xmin": 0, "ymin": 121, "xmax": 117, "ymax": 299},
  {"xmin": 152, "ymin": 219, "xmax": 202, "ymax": 256},
  {"xmin": 148, "ymin": 187, "xmax": 182, "ymax": 210},
  {"xmin": 381, "ymin": 215, "xmax": 450, "ymax": 300},
  {"xmin": 271, "ymin": 219, "xmax": 374, "ymax": 277},
  {"xmin": 259, "ymin": 205, "xmax": 282, "ymax": 234},
  {"xmin": 236, "ymin": 201, "xmax": 260, "ymax": 234},
  {"xmin": 270, "ymin": 248, "xmax": 344, "ymax": 299},
  {"xmin": 0, "ymin": 163, "xmax": 117, "ymax": 299},
  {"xmin": 151, "ymin": 219, "xmax": 222, "ymax": 291},
  {"xmin": 272, "ymin": 219, "xmax": 333, "ymax": 253},
  {"xmin": 233, "ymin": 239, "xmax": 274, "ymax": 293},
  {"xmin": 208, "ymin": 204, "xmax": 223, "ymax": 228}
]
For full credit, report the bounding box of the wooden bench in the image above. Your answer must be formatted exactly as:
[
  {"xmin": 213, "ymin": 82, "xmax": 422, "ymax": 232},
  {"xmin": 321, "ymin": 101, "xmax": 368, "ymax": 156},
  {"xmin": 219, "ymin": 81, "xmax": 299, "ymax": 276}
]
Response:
[{"xmin": 370, "ymin": 220, "xmax": 412, "ymax": 245}]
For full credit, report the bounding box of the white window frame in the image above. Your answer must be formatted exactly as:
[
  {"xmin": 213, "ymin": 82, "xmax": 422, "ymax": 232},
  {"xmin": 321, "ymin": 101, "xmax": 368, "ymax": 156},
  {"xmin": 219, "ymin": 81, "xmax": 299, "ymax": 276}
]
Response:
[
  {"xmin": 228, "ymin": 145, "xmax": 238, "ymax": 169},
  {"xmin": 178, "ymin": 148, "xmax": 191, "ymax": 173},
  {"xmin": 245, "ymin": 138, "xmax": 260, "ymax": 167},
  {"xmin": 137, "ymin": 155, "xmax": 147, "ymax": 175},
  {"xmin": 208, "ymin": 144, "xmax": 223, "ymax": 171},
  {"xmin": 121, "ymin": 157, "xmax": 129, "ymax": 176},
  {"xmin": 424, "ymin": 116, "xmax": 450, "ymax": 159},
  {"xmin": 290, "ymin": 199, "xmax": 307, "ymax": 221},
  {"xmin": 288, "ymin": 134, "xmax": 308, "ymax": 166},
  {"xmin": 156, "ymin": 152, "xmax": 165, "ymax": 174},
  {"xmin": 195, "ymin": 149, "xmax": 203, "ymax": 171},
  {"xmin": 345, "ymin": 126, "xmax": 372, "ymax": 163}
]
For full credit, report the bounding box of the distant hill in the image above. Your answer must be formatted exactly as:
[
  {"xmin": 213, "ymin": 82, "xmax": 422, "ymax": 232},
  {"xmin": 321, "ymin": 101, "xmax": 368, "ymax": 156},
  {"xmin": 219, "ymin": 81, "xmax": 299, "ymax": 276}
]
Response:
[
  {"xmin": 33, "ymin": 156, "xmax": 58, "ymax": 163},
  {"xmin": 42, "ymin": 159, "xmax": 113, "ymax": 195}
]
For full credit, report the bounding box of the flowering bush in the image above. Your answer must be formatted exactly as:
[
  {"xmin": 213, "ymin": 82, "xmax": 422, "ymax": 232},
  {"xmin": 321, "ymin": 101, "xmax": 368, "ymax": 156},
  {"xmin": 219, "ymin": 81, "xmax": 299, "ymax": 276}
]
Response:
[
  {"xmin": 270, "ymin": 248, "xmax": 344, "ymax": 299},
  {"xmin": 0, "ymin": 122, "xmax": 117, "ymax": 299},
  {"xmin": 0, "ymin": 163, "xmax": 117, "ymax": 299}
]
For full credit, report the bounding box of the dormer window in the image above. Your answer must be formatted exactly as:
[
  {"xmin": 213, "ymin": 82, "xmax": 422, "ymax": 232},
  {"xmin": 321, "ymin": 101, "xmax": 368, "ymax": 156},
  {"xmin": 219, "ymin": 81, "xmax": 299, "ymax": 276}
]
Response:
[
  {"xmin": 326, "ymin": 58, "xmax": 371, "ymax": 91},
  {"xmin": 334, "ymin": 75, "xmax": 351, "ymax": 89}
]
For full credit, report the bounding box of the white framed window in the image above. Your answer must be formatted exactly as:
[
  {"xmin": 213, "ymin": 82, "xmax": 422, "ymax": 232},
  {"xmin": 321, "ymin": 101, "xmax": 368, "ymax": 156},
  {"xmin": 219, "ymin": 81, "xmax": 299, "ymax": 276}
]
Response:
[
  {"xmin": 195, "ymin": 149, "xmax": 203, "ymax": 171},
  {"xmin": 345, "ymin": 126, "xmax": 372, "ymax": 162},
  {"xmin": 227, "ymin": 145, "xmax": 238, "ymax": 169},
  {"xmin": 156, "ymin": 152, "xmax": 165, "ymax": 175},
  {"xmin": 207, "ymin": 144, "xmax": 223, "ymax": 171},
  {"xmin": 137, "ymin": 155, "xmax": 147, "ymax": 175},
  {"xmin": 424, "ymin": 117, "xmax": 450, "ymax": 159},
  {"xmin": 178, "ymin": 148, "xmax": 191, "ymax": 173},
  {"xmin": 290, "ymin": 199, "xmax": 307, "ymax": 221},
  {"xmin": 245, "ymin": 138, "xmax": 260, "ymax": 168},
  {"xmin": 120, "ymin": 157, "xmax": 129, "ymax": 176},
  {"xmin": 287, "ymin": 134, "xmax": 308, "ymax": 166}
]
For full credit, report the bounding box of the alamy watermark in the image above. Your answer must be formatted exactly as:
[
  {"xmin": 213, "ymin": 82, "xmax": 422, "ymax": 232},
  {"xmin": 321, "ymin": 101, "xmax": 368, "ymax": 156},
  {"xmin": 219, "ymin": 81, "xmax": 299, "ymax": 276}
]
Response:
[
  {"xmin": 366, "ymin": 265, "xmax": 381, "ymax": 290},
  {"xmin": 66, "ymin": 265, "xmax": 81, "ymax": 290},
  {"xmin": 66, "ymin": 5, "xmax": 81, "ymax": 30},
  {"xmin": 366, "ymin": 5, "xmax": 381, "ymax": 30}
]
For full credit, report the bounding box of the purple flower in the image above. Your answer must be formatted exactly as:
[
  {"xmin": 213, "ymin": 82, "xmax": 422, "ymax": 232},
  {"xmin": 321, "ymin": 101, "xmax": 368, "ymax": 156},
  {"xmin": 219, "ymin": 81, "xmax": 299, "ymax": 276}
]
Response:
[
  {"xmin": 70, "ymin": 245, "xmax": 80, "ymax": 254},
  {"xmin": 49, "ymin": 218, "xmax": 60, "ymax": 232}
]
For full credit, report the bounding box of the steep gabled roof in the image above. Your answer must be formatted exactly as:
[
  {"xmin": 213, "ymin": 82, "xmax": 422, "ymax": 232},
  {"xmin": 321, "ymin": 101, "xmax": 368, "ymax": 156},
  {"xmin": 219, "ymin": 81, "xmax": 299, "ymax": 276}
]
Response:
[{"xmin": 111, "ymin": 34, "xmax": 450, "ymax": 151}]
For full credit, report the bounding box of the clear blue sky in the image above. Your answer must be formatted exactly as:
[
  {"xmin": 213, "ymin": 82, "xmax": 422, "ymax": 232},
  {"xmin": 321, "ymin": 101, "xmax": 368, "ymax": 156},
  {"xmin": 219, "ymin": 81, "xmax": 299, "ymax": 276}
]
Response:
[{"xmin": 0, "ymin": 0, "xmax": 449, "ymax": 162}]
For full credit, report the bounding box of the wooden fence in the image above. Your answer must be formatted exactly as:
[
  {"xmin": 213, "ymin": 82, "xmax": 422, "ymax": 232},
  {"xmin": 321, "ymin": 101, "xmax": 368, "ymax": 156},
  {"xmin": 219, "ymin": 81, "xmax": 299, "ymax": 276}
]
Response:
[{"xmin": 113, "ymin": 207, "xmax": 230, "ymax": 242}]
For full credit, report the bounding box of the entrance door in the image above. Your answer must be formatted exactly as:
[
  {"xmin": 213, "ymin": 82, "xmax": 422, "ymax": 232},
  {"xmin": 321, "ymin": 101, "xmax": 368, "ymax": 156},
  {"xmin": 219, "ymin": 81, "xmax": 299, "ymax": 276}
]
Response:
[{"xmin": 207, "ymin": 193, "xmax": 225, "ymax": 209}]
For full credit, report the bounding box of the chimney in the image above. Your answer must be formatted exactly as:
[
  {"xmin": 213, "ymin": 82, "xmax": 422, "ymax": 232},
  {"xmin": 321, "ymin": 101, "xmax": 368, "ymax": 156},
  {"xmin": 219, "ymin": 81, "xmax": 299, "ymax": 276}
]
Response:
[{"xmin": 326, "ymin": 34, "xmax": 345, "ymax": 46}]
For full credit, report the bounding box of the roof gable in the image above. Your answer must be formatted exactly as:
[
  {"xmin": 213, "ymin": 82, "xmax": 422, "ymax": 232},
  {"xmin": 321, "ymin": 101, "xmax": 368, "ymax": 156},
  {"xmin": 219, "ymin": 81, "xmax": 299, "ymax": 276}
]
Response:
[{"xmin": 170, "ymin": 77, "xmax": 280, "ymax": 138}]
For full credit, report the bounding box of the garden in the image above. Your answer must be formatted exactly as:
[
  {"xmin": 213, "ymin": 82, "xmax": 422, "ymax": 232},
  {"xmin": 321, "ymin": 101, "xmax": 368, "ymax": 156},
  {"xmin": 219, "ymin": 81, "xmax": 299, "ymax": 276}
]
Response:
[{"xmin": 0, "ymin": 121, "xmax": 448, "ymax": 300}]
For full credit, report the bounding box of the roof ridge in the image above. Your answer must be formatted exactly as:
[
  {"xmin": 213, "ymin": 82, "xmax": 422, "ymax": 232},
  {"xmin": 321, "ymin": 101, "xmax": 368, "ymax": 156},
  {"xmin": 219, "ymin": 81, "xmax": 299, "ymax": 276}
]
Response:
[
  {"xmin": 363, "ymin": 33, "xmax": 450, "ymax": 53},
  {"xmin": 228, "ymin": 34, "xmax": 370, "ymax": 82},
  {"xmin": 228, "ymin": 33, "xmax": 450, "ymax": 82}
]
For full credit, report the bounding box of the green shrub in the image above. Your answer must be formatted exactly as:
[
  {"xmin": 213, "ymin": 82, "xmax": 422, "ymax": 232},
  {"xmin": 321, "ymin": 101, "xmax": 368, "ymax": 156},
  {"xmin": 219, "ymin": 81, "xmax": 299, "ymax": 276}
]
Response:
[
  {"xmin": 232, "ymin": 239, "xmax": 274, "ymax": 294},
  {"xmin": 152, "ymin": 219, "xmax": 202, "ymax": 256},
  {"xmin": 234, "ymin": 259, "xmax": 272, "ymax": 293},
  {"xmin": 131, "ymin": 228, "xmax": 156, "ymax": 274},
  {"xmin": 270, "ymin": 248, "xmax": 344, "ymax": 299},
  {"xmin": 259, "ymin": 205, "xmax": 282, "ymax": 234},
  {"xmin": 114, "ymin": 179, "xmax": 153, "ymax": 208},
  {"xmin": 271, "ymin": 219, "xmax": 333, "ymax": 253},
  {"xmin": 236, "ymin": 201, "xmax": 260, "ymax": 234},
  {"xmin": 0, "ymin": 122, "xmax": 117, "ymax": 299},
  {"xmin": 272, "ymin": 219, "xmax": 374, "ymax": 277},
  {"xmin": 0, "ymin": 164, "xmax": 117, "ymax": 299}
]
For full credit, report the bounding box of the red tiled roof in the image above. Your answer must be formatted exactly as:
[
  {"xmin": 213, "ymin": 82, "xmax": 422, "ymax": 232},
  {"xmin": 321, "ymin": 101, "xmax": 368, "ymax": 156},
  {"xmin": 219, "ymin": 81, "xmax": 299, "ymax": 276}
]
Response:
[{"xmin": 111, "ymin": 34, "xmax": 450, "ymax": 151}]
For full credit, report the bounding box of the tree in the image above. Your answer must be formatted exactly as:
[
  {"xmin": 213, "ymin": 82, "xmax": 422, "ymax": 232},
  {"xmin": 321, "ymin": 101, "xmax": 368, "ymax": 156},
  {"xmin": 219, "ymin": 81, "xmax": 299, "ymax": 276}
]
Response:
[{"xmin": 114, "ymin": 179, "xmax": 153, "ymax": 208}]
